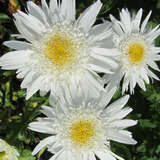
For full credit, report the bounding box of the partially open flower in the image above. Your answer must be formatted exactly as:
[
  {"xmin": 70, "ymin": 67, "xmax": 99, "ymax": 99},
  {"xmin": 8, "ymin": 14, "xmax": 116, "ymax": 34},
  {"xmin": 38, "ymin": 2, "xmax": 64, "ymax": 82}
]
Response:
[{"xmin": 0, "ymin": 139, "xmax": 19, "ymax": 160}]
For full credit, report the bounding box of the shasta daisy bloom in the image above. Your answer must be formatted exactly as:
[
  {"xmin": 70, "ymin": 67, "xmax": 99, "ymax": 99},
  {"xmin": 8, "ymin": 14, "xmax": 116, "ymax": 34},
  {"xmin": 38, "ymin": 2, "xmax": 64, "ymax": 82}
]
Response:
[
  {"xmin": 104, "ymin": 9, "xmax": 160, "ymax": 94},
  {"xmin": 0, "ymin": 0, "xmax": 119, "ymax": 100},
  {"xmin": 0, "ymin": 139, "xmax": 19, "ymax": 160},
  {"xmin": 28, "ymin": 87, "xmax": 137, "ymax": 160}
]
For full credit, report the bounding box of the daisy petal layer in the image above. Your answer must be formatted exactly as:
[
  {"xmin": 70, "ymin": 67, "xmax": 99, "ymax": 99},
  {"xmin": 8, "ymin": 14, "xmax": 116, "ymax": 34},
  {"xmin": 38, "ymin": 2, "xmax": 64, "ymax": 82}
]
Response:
[
  {"xmin": 105, "ymin": 8, "xmax": 160, "ymax": 94},
  {"xmin": 0, "ymin": 0, "xmax": 117, "ymax": 100},
  {"xmin": 29, "ymin": 89, "xmax": 137, "ymax": 160}
]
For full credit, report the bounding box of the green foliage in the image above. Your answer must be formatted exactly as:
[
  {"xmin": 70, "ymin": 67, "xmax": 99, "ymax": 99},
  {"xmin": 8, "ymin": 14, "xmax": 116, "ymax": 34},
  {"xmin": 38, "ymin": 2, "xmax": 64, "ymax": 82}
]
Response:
[
  {"xmin": 19, "ymin": 149, "xmax": 36, "ymax": 160},
  {"xmin": 0, "ymin": 0, "xmax": 160, "ymax": 160},
  {"xmin": 0, "ymin": 13, "xmax": 9, "ymax": 22}
]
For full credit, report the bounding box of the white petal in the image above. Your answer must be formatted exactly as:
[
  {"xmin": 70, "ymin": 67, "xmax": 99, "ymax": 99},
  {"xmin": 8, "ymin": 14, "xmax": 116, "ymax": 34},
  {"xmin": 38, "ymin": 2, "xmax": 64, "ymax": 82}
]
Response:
[
  {"xmin": 108, "ymin": 129, "xmax": 137, "ymax": 145},
  {"xmin": 140, "ymin": 69, "xmax": 150, "ymax": 84},
  {"xmin": 61, "ymin": 0, "xmax": 75, "ymax": 21},
  {"xmin": 77, "ymin": 0, "xmax": 102, "ymax": 32},
  {"xmin": 0, "ymin": 51, "xmax": 29, "ymax": 69},
  {"xmin": 99, "ymin": 86, "xmax": 117, "ymax": 108},
  {"xmin": 151, "ymin": 55, "xmax": 160, "ymax": 61},
  {"xmin": 103, "ymin": 70, "xmax": 123, "ymax": 91},
  {"xmin": 32, "ymin": 136, "xmax": 56, "ymax": 155},
  {"xmin": 89, "ymin": 56, "xmax": 118, "ymax": 74},
  {"xmin": 95, "ymin": 151, "xmax": 116, "ymax": 160},
  {"xmin": 110, "ymin": 14, "xmax": 124, "ymax": 35},
  {"xmin": 47, "ymin": 140, "xmax": 63, "ymax": 154},
  {"xmin": 81, "ymin": 72, "xmax": 103, "ymax": 98},
  {"xmin": 0, "ymin": 51, "xmax": 28, "ymax": 61},
  {"xmin": 28, "ymin": 121, "xmax": 55, "ymax": 134},
  {"xmin": 27, "ymin": 1, "xmax": 49, "ymax": 26},
  {"xmin": 49, "ymin": 150, "xmax": 64, "ymax": 160},
  {"xmin": 148, "ymin": 61, "xmax": 160, "ymax": 71},
  {"xmin": 40, "ymin": 89, "xmax": 48, "ymax": 96},
  {"xmin": 108, "ymin": 107, "xmax": 133, "ymax": 122},
  {"xmin": 40, "ymin": 82, "xmax": 50, "ymax": 96},
  {"xmin": 14, "ymin": 18, "xmax": 34, "ymax": 42},
  {"xmin": 110, "ymin": 119, "xmax": 137, "ymax": 129},
  {"xmin": 41, "ymin": 105, "xmax": 56, "ymax": 117},
  {"xmin": 41, "ymin": 0, "xmax": 50, "ymax": 16},
  {"xmin": 132, "ymin": 8, "xmax": 142, "ymax": 32},
  {"xmin": 14, "ymin": 11, "xmax": 46, "ymax": 39},
  {"xmin": 50, "ymin": 0, "xmax": 58, "ymax": 11},
  {"xmin": 16, "ymin": 68, "xmax": 29, "ymax": 79},
  {"xmin": 3, "ymin": 41, "xmax": 31, "ymax": 50},
  {"xmin": 88, "ymin": 63, "xmax": 113, "ymax": 74},
  {"xmin": 26, "ymin": 76, "xmax": 44, "ymax": 100},
  {"xmin": 145, "ymin": 25, "xmax": 159, "ymax": 39},
  {"xmin": 92, "ymin": 47, "xmax": 121, "ymax": 56},
  {"xmin": 120, "ymin": 9, "xmax": 131, "ymax": 33},
  {"xmin": 52, "ymin": 150, "xmax": 67, "ymax": 160},
  {"xmin": 88, "ymin": 152, "xmax": 96, "ymax": 160},
  {"xmin": 91, "ymin": 54, "xmax": 119, "ymax": 69},
  {"xmin": 137, "ymin": 78, "xmax": 146, "ymax": 91},
  {"xmin": 147, "ymin": 69, "xmax": 159, "ymax": 80},
  {"xmin": 51, "ymin": 81, "xmax": 64, "ymax": 99},
  {"xmin": 129, "ymin": 75, "xmax": 137, "ymax": 93},
  {"xmin": 122, "ymin": 75, "xmax": 130, "ymax": 94},
  {"xmin": 105, "ymin": 95, "xmax": 130, "ymax": 115},
  {"xmin": 89, "ymin": 22, "xmax": 112, "ymax": 41},
  {"xmin": 85, "ymin": 71, "xmax": 104, "ymax": 91},
  {"xmin": 49, "ymin": 92, "xmax": 60, "ymax": 107},
  {"xmin": 149, "ymin": 47, "xmax": 160, "ymax": 54},
  {"xmin": 119, "ymin": 130, "xmax": 132, "ymax": 137},
  {"xmin": 21, "ymin": 71, "xmax": 36, "ymax": 88}
]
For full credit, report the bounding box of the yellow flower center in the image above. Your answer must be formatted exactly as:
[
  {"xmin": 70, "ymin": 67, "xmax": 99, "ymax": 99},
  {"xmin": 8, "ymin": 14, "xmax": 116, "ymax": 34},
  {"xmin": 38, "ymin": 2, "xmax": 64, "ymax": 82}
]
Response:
[
  {"xmin": 44, "ymin": 33, "xmax": 77, "ymax": 70},
  {"xmin": 128, "ymin": 43, "xmax": 144, "ymax": 64},
  {"xmin": 0, "ymin": 152, "xmax": 8, "ymax": 160},
  {"xmin": 70, "ymin": 120, "xmax": 94, "ymax": 145}
]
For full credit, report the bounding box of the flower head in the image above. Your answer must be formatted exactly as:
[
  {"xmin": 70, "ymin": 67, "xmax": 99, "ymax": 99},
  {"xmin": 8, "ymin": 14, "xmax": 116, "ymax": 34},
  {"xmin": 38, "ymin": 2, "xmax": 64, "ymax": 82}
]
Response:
[
  {"xmin": 0, "ymin": 139, "xmax": 19, "ymax": 160},
  {"xmin": 104, "ymin": 9, "xmax": 160, "ymax": 94},
  {"xmin": 0, "ymin": 0, "xmax": 118, "ymax": 100},
  {"xmin": 29, "ymin": 87, "xmax": 137, "ymax": 160}
]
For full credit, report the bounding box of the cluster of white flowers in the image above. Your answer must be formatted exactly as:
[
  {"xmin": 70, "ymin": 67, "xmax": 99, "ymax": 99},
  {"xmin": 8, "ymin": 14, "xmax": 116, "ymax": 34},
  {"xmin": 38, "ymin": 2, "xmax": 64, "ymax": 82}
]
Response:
[{"xmin": 0, "ymin": 0, "xmax": 160, "ymax": 160}]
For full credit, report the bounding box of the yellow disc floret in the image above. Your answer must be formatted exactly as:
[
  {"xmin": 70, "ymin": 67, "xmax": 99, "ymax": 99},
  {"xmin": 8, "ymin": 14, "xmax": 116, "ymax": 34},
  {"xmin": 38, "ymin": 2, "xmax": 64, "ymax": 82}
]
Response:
[
  {"xmin": 128, "ymin": 42, "xmax": 144, "ymax": 64},
  {"xmin": 44, "ymin": 33, "xmax": 77, "ymax": 70},
  {"xmin": 70, "ymin": 120, "xmax": 94, "ymax": 145}
]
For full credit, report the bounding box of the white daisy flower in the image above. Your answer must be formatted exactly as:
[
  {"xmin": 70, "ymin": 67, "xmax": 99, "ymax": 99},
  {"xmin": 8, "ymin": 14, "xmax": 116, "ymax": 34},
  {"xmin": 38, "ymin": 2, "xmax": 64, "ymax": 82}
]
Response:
[
  {"xmin": 28, "ymin": 87, "xmax": 137, "ymax": 160},
  {"xmin": 0, "ymin": 0, "xmax": 119, "ymax": 100},
  {"xmin": 0, "ymin": 139, "xmax": 19, "ymax": 160},
  {"xmin": 104, "ymin": 9, "xmax": 160, "ymax": 94}
]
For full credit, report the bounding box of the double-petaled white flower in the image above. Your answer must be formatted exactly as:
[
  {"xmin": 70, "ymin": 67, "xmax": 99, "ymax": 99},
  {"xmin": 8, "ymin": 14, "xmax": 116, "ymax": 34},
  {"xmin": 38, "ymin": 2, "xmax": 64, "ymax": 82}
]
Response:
[
  {"xmin": 104, "ymin": 9, "xmax": 160, "ymax": 94},
  {"xmin": 29, "ymin": 87, "xmax": 137, "ymax": 160},
  {"xmin": 0, "ymin": 139, "xmax": 19, "ymax": 160},
  {"xmin": 0, "ymin": 0, "xmax": 119, "ymax": 100}
]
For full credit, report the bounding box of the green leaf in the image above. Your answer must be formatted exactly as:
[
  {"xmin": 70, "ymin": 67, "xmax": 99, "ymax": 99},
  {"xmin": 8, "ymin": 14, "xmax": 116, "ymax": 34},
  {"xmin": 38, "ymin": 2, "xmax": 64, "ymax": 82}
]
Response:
[
  {"xmin": 157, "ymin": 0, "xmax": 160, "ymax": 8},
  {"xmin": 155, "ymin": 145, "xmax": 160, "ymax": 154},
  {"xmin": 18, "ymin": 149, "xmax": 36, "ymax": 160},
  {"xmin": 0, "ymin": 13, "xmax": 9, "ymax": 22},
  {"xmin": 137, "ymin": 143, "xmax": 146, "ymax": 153},
  {"xmin": 139, "ymin": 119, "xmax": 156, "ymax": 128},
  {"xmin": 37, "ymin": 146, "xmax": 47, "ymax": 160}
]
